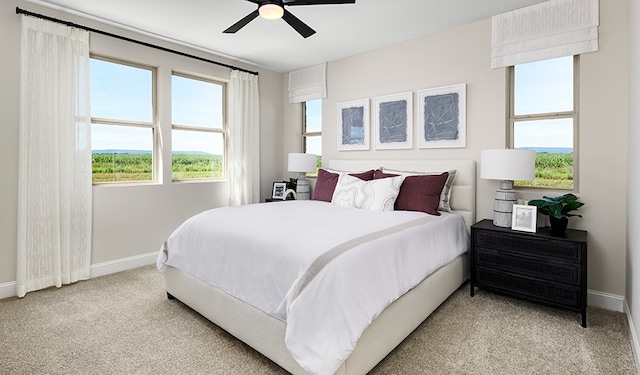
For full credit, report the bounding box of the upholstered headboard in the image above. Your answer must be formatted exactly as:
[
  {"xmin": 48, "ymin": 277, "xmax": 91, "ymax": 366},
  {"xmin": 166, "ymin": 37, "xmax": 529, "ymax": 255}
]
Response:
[{"xmin": 327, "ymin": 159, "xmax": 476, "ymax": 230}]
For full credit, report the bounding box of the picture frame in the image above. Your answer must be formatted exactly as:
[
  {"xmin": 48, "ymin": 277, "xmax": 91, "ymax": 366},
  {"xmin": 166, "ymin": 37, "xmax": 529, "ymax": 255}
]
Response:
[
  {"xmin": 418, "ymin": 83, "xmax": 466, "ymax": 149},
  {"xmin": 511, "ymin": 204, "xmax": 537, "ymax": 233},
  {"xmin": 337, "ymin": 99, "xmax": 370, "ymax": 151},
  {"xmin": 271, "ymin": 181, "xmax": 287, "ymax": 200},
  {"xmin": 373, "ymin": 92, "xmax": 413, "ymax": 150}
]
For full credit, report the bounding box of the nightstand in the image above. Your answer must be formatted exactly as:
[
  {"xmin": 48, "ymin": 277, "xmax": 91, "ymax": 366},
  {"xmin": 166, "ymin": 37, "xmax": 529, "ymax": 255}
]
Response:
[{"xmin": 470, "ymin": 219, "xmax": 588, "ymax": 327}]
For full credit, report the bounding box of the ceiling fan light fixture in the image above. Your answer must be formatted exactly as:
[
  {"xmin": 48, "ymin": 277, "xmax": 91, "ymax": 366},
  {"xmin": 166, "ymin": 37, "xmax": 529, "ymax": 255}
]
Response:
[{"xmin": 259, "ymin": 4, "xmax": 284, "ymax": 20}]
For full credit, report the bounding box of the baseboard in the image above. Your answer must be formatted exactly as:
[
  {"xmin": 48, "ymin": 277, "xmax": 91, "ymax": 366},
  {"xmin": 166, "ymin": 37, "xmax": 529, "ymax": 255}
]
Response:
[
  {"xmin": 624, "ymin": 300, "xmax": 640, "ymax": 375},
  {"xmin": 0, "ymin": 252, "xmax": 158, "ymax": 300},
  {"xmin": 588, "ymin": 289, "xmax": 624, "ymax": 312},
  {"xmin": 90, "ymin": 251, "xmax": 158, "ymax": 278},
  {"xmin": 0, "ymin": 281, "xmax": 17, "ymax": 300}
]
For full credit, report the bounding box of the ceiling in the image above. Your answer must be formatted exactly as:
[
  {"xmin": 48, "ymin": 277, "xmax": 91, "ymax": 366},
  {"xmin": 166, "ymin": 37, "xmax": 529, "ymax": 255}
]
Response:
[{"xmin": 25, "ymin": 0, "xmax": 546, "ymax": 73}]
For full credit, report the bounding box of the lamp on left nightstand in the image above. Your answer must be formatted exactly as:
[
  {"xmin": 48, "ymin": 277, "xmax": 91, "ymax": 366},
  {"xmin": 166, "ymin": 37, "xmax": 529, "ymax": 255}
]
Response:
[{"xmin": 288, "ymin": 153, "xmax": 317, "ymax": 200}]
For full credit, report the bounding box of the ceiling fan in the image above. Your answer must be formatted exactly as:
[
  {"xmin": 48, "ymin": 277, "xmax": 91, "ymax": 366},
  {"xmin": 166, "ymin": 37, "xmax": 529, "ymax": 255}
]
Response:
[{"xmin": 223, "ymin": 0, "xmax": 356, "ymax": 39}]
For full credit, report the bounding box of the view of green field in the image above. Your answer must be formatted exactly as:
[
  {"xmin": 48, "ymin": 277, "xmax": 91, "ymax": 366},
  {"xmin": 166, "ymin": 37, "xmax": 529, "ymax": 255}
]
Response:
[
  {"xmin": 94, "ymin": 153, "xmax": 570, "ymax": 188},
  {"xmin": 516, "ymin": 153, "xmax": 573, "ymax": 189},
  {"xmin": 92, "ymin": 153, "xmax": 223, "ymax": 183}
]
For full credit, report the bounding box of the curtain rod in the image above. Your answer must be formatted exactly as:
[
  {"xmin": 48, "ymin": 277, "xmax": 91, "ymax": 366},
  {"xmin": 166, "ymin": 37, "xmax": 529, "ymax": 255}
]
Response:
[{"xmin": 15, "ymin": 7, "xmax": 259, "ymax": 76}]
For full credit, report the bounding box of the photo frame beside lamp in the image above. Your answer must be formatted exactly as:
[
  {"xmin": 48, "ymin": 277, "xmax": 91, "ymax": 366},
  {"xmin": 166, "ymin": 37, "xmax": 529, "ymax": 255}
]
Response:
[
  {"xmin": 512, "ymin": 204, "xmax": 537, "ymax": 232},
  {"xmin": 288, "ymin": 153, "xmax": 318, "ymax": 200},
  {"xmin": 480, "ymin": 149, "xmax": 536, "ymax": 227}
]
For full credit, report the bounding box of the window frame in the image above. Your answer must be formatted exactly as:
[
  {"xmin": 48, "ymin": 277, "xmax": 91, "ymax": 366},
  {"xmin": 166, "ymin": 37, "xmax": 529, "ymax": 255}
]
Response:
[
  {"xmin": 170, "ymin": 71, "xmax": 227, "ymax": 182},
  {"xmin": 508, "ymin": 55, "xmax": 580, "ymax": 191},
  {"xmin": 90, "ymin": 55, "xmax": 158, "ymax": 185}
]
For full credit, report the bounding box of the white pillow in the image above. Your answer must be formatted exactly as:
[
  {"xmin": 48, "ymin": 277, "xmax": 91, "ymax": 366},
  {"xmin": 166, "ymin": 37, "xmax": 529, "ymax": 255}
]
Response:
[
  {"xmin": 331, "ymin": 174, "xmax": 403, "ymax": 212},
  {"xmin": 381, "ymin": 167, "xmax": 457, "ymax": 212}
]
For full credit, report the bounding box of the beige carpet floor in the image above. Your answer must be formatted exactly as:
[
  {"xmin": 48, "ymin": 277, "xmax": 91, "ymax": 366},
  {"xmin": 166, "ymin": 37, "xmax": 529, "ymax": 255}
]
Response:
[{"xmin": 0, "ymin": 265, "xmax": 637, "ymax": 374}]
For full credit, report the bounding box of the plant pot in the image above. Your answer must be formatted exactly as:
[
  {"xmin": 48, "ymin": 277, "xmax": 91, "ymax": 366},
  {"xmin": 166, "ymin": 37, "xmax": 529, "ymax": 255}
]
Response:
[{"xmin": 549, "ymin": 216, "xmax": 569, "ymax": 235}]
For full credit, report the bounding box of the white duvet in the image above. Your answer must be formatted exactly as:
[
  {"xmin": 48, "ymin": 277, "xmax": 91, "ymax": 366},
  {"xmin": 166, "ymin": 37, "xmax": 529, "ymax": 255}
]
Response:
[{"xmin": 157, "ymin": 200, "xmax": 469, "ymax": 375}]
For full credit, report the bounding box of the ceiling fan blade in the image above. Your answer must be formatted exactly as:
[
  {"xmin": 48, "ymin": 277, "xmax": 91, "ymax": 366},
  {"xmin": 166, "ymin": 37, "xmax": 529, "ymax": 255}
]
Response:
[
  {"xmin": 282, "ymin": 9, "xmax": 316, "ymax": 38},
  {"xmin": 223, "ymin": 9, "xmax": 260, "ymax": 34},
  {"xmin": 284, "ymin": 0, "xmax": 355, "ymax": 5}
]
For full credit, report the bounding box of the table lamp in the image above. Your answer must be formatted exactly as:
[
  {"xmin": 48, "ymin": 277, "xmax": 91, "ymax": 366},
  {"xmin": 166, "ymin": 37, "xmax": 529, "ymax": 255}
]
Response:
[
  {"xmin": 480, "ymin": 149, "xmax": 536, "ymax": 227},
  {"xmin": 288, "ymin": 153, "xmax": 318, "ymax": 200}
]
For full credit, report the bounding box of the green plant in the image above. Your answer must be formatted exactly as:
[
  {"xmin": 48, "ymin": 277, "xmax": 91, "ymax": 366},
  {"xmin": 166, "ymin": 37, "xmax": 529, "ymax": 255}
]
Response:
[{"xmin": 528, "ymin": 193, "xmax": 585, "ymax": 219}]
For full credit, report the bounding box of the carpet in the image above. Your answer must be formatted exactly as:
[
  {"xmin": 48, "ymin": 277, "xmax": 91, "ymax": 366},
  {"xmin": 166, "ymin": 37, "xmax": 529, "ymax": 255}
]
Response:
[{"xmin": 0, "ymin": 265, "xmax": 636, "ymax": 374}]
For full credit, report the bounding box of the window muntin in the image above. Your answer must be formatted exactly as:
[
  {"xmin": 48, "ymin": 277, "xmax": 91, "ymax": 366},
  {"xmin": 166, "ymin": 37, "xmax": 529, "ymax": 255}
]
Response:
[
  {"xmin": 171, "ymin": 73, "xmax": 225, "ymax": 181},
  {"xmin": 90, "ymin": 57, "xmax": 156, "ymax": 184},
  {"xmin": 303, "ymin": 99, "xmax": 322, "ymax": 175},
  {"xmin": 510, "ymin": 56, "xmax": 577, "ymax": 190}
]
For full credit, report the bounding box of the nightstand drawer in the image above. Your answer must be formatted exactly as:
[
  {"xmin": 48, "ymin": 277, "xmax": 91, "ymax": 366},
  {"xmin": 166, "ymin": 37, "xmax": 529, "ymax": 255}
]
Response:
[
  {"xmin": 476, "ymin": 267, "xmax": 581, "ymax": 308},
  {"xmin": 475, "ymin": 230, "xmax": 581, "ymax": 263},
  {"xmin": 475, "ymin": 248, "xmax": 580, "ymax": 285}
]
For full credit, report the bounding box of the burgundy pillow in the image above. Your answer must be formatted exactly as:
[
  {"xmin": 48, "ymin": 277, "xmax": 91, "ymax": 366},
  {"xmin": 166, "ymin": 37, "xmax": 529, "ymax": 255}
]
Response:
[
  {"xmin": 348, "ymin": 169, "xmax": 375, "ymax": 181},
  {"xmin": 312, "ymin": 169, "xmax": 375, "ymax": 202},
  {"xmin": 373, "ymin": 169, "xmax": 399, "ymax": 179},
  {"xmin": 394, "ymin": 172, "xmax": 449, "ymax": 215}
]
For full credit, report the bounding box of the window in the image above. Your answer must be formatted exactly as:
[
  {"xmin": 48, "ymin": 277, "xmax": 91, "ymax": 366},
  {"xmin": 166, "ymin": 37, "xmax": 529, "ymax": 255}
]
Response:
[
  {"xmin": 510, "ymin": 55, "xmax": 578, "ymax": 189},
  {"xmin": 171, "ymin": 73, "xmax": 225, "ymax": 180},
  {"xmin": 90, "ymin": 57, "xmax": 155, "ymax": 184},
  {"xmin": 303, "ymin": 99, "xmax": 322, "ymax": 175}
]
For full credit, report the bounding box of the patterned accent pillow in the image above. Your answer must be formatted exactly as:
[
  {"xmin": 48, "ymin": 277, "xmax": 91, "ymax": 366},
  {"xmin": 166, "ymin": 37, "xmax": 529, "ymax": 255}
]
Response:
[
  {"xmin": 312, "ymin": 169, "xmax": 376, "ymax": 202},
  {"xmin": 381, "ymin": 167, "xmax": 457, "ymax": 212},
  {"xmin": 331, "ymin": 174, "xmax": 404, "ymax": 212}
]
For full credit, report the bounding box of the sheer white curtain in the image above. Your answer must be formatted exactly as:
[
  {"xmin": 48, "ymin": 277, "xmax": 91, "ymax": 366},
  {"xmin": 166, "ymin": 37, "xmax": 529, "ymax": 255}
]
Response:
[
  {"xmin": 17, "ymin": 16, "xmax": 92, "ymax": 298},
  {"xmin": 228, "ymin": 70, "xmax": 260, "ymax": 206}
]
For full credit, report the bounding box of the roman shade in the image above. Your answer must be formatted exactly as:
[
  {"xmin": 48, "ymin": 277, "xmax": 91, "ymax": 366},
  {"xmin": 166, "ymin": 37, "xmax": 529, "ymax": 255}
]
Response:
[
  {"xmin": 491, "ymin": 0, "xmax": 599, "ymax": 69},
  {"xmin": 288, "ymin": 62, "xmax": 326, "ymax": 103}
]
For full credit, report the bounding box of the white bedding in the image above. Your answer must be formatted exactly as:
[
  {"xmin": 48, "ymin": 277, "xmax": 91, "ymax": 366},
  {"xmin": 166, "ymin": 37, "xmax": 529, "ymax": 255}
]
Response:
[{"xmin": 157, "ymin": 200, "xmax": 469, "ymax": 375}]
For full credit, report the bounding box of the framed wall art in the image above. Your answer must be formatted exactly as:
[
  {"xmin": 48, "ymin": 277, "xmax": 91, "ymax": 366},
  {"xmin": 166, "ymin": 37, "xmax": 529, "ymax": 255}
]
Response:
[
  {"xmin": 373, "ymin": 92, "xmax": 413, "ymax": 150},
  {"xmin": 337, "ymin": 99, "xmax": 369, "ymax": 151},
  {"xmin": 418, "ymin": 84, "xmax": 466, "ymax": 149}
]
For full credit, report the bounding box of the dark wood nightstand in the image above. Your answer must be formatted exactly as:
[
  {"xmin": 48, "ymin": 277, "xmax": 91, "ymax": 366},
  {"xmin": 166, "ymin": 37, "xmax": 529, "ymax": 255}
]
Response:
[
  {"xmin": 470, "ymin": 219, "xmax": 588, "ymax": 327},
  {"xmin": 264, "ymin": 198, "xmax": 295, "ymax": 202}
]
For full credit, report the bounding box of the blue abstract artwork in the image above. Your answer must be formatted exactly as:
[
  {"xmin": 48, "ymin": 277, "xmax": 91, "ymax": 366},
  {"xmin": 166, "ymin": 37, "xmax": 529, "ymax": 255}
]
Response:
[
  {"xmin": 423, "ymin": 92, "xmax": 459, "ymax": 142},
  {"xmin": 341, "ymin": 106, "xmax": 365, "ymax": 145},
  {"xmin": 378, "ymin": 100, "xmax": 408, "ymax": 144}
]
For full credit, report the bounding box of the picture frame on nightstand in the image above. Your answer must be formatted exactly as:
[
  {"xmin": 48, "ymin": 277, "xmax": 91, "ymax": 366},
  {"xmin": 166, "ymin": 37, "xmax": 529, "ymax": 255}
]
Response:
[
  {"xmin": 511, "ymin": 204, "xmax": 537, "ymax": 232},
  {"xmin": 271, "ymin": 182, "xmax": 287, "ymax": 200}
]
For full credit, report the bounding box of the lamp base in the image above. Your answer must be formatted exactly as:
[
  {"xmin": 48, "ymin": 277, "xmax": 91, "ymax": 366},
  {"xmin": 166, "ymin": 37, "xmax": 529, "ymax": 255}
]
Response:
[
  {"xmin": 493, "ymin": 180, "xmax": 517, "ymax": 227},
  {"xmin": 296, "ymin": 175, "xmax": 311, "ymax": 200}
]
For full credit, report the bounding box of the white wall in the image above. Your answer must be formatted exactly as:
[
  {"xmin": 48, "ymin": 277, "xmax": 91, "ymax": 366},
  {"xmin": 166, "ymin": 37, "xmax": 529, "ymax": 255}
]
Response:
[
  {"xmin": 0, "ymin": 0, "xmax": 284, "ymax": 286},
  {"xmin": 282, "ymin": 1, "xmax": 629, "ymax": 297},
  {"xmin": 1, "ymin": 0, "xmax": 634, "ymax": 311},
  {"xmin": 626, "ymin": 0, "xmax": 640, "ymax": 364}
]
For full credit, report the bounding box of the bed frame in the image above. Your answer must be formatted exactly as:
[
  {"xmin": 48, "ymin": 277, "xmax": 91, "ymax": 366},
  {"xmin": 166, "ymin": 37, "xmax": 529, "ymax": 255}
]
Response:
[{"xmin": 164, "ymin": 159, "xmax": 475, "ymax": 374}]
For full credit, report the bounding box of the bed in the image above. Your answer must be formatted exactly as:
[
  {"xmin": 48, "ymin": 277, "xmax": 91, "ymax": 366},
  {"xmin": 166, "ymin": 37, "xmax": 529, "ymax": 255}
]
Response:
[{"xmin": 158, "ymin": 159, "xmax": 475, "ymax": 375}]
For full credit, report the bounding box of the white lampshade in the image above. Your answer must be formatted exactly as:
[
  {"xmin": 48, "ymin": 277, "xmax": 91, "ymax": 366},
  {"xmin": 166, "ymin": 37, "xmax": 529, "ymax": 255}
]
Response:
[
  {"xmin": 480, "ymin": 149, "xmax": 536, "ymax": 181},
  {"xmin": 288, "ymin": 153, "xmax": 317, "ymax": 173},
  {"xmin": 259, "ymin": 4, "xmax": 284, "ymax": 19}
]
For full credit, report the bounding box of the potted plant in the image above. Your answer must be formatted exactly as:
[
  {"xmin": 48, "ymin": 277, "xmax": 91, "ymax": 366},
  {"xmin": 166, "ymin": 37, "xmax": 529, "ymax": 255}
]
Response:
[{"xmin": 528, "ymin": 193, "xmax": 585, "ymax": 234}]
